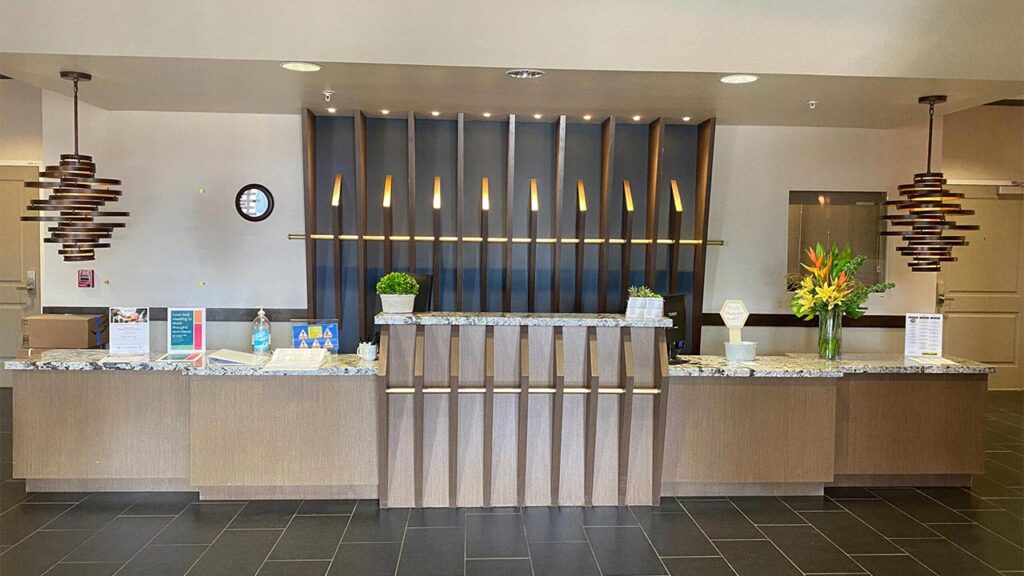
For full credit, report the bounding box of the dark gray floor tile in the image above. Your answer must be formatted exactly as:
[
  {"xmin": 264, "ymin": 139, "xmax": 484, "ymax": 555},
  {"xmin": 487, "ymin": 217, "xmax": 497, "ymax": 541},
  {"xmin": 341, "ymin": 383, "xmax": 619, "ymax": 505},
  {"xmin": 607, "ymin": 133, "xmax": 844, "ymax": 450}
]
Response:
[
  {"xmin": 929, "ymin": 522, "xmax": 1024, "ymax": 572},
  {"xmin": 258, "ymin": 560, "xmax": 330, "ymax": 576},
  {"xmin": 0, "ymin": 503, "xmax": 73, "ymax": 545},
  {"xmin": 850, "ymin": 554, "xmax": 936, "ymax": 576},
  {"xmin": 464, "ymin": 559, "xmax": 532, "ymax": 576},
  {"xmin": 230, "ymin": 500, "xmax": 301, "ymax": 529},
  {"xmin": 44, "ymin": 562, "xmax": 122, "ymax": 576},
  {"xmin": 581, "ymin": 506, "xmax": 638, "ymax": 526},
  {"xmin": 270, "ymin": 515, "xmax": 348, "ymax": 561},
  {"xmin": 530, "ymin": 541, "xmax": 601, "ymax": 576},
  {"xmin": 800, "ymin": 510, "xmax": 901, "ymax": 555},
  {"xmin": 871, "ymin": 488, "xmax": 971, "ymax": 523},
  {"xmin": 123, "ymin": 492, "xmax": 198, "ymax": 516},
  {"xmin": 780, "ymin": 495, "xmax": 843, "ymax": 511},
  {"xmin": 639, "ymin": 496, "xmax": 684, "ymax": 513},
  {"xmin": 152, "ymin": 503, "xmax": 244, "ymax": 545},
  {"xmin": 918, "ymin": 487, "xmax": 1001, "ymax": 510},
  {"xmin": 407, "ymin": 507, "xmax": 465, "ymax": 528},
  {"xmin": 993, "ymin": 497, "xmax": 1023, "ymax": 518},
  {"xmin": 1, "ymin": 480, "xmax": 28, "ymax": 513},
  {"xmin": 296, "ymin": 500, "xmax": 357, "ymax": 515},
  {"xmin": 0, "ymin": 432, "xmax": 10, "ymax": 461},
  {"xmin": 841, "ymin": 499, "xmax": 937, "ymax": 538},
  {"xmin": 714, "ymin": 539, "xmax": 800, "ymax": 576},
  {"xmin": 681, "ymin": 500, "xmax": 762, "ymax": 540},
  {"xmin": 65, "ymin": 515, "xmax": 172, "ymax": 562},
  {"xmin": 187, "ymin": 528, "xmax": 282, "ymax": 576},
  {"xmin": 1, "ymin": 461, "xmax": 11, "ymax": 482},
  {"xmin": 984, "ymin": 459, "xmax": 1024, "ymax": 487},
  {"xmin": 970, "ymin": 475, "xmax": 1023, "ymax": 498},
  {"xmin": 117, "ymin": 544, "xmax": 208, "ymax": 576},
  {"xmin": 585, "ymin": 526, "xmax": 666, "ymax": 576},
  {"xmin": 0, "ymin": 388, "xmax": 12, "ymax": 432},
  {"xmin": 24, "ymin": 492, "xmax": 90, "ymax": 504},
  {"xmin": 327, "ymin": 542, "xmax": 401, "ymax": 576},
  {"xmin": 636, "ymin": 509, "xmax": 718, "ymax": 557},
  {"xmin": 959, "ymin": 509, "xmax": 1024, "ymax": 545},
  {"xmin": 465, "ymin": 513, "xmax": 529, "ymax": 558},
  {"xmin": 0, "ymin": 529, "xmax": 93, "ymax": 576},
  {"xmin": 729, "ymin": 497, "xmax": 805, "ymax": 525},
  {"xmin": 825, "ymin": 487, "xmax": 877, "ymax": 499},
  {"xmin": 989, "ymin": 450, "xmax": 1024, "ymax": 473},
  {"xmin": 397, "ymin": 527, "xmax": 464, "ymax": 576},
  {"xmin": 898, "ymin": 537, "xmax": 1003, "ymax": 576},
  {"xmin": 662, "ymin": 557, "xmax": 737, "ymax": 576},
  {"xmin": 760, "ymin": 525, "xmax": 862, "ymax": 574},
  {"xmin": 463, "ymin": 506, "xmax": 520, "ymax": 514},
  {"xmin": 43, "ymin": 492, "xmax": 139, "ymax": 530},
  {"xmin": 522, "ymin": 507, "xmax": 586, "ymax": 542},
  {"xmin": 339, "ymin": 501, "xmax": 408, "ymax": 543}
]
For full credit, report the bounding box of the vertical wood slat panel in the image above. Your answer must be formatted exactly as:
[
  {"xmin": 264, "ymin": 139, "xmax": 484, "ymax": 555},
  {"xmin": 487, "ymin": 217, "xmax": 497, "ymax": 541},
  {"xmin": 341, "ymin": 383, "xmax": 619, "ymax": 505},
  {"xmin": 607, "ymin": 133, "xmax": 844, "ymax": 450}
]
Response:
[
  {"xmin": 516, "ymin": 325, "xmax": 529, "ymax": 506},
  {"xmin": 645, "ymin": 118, "xmax": 664, "ymax": 287},
  {"xmin": 598, "ymin": 118, "xmax": 615, "ymax": 312},
  {"xmin": 456, "ymin": 114, "xmax": 465, "ymax": 310},
  {"xmin": 583, "ymin": 326, "xmax": 598, "ymax": 505},
  {"xmin": 448, "ymin": 326, "xmax": 459, "ymax": 506},
  {"xmin": 483, "ymin": 325, "xmax": 495, "ymax": 506},
  {"xmin": 354, "ymin": 110, "xmax": 369, "ymax": 338},
  {"xmin": 552, "ymin": 116, "xmax": 567, "ymax": 312},
  {"xmin": 528, "ymin": 179, "xmax": 539, "ymax": 312},
  {"xmin": 433, "ymin": 176, "xmax": 442, "ymax": 310},
  {"xmin": 575, "ymin": 179, "xmax": 587, "ymax": 312},
  {"xmin": 376, "ymin": 327, "xmax": 390, "ymax": 507},
  {"xmin": 413, "ymin": 325, "xmax": 425, "ymax": 507},
  {"xmin": 301, "ymin": 109, "xmax": 318, "ymax": 317},
  {"xmin": 331, "ymin": 174, "xmax": 343, "ymax": 327},
  {"xmin": 551, "ymin": 326, "xmax": 565, "ymax": 505},
  {"xmin": 617, "ymin": 329, "xmax": 635, "ymax": 505},
  {"xmin": 504, "ymin": 116, "xmax": 516, "ymax": 312},
  {"xmin": 651, "ymin": 329, "xmax": 670, "ymax": 503},
  {"xmin": 691, "ymin": 118, "xmax": 717, "ymax": 353},
  {"xmin": 407, "ymin": 112, "xmax": 417, "ymax": 272},
  {"xmin": 621, "ymin": 181, "xmax": 635, "ymax": 302},
  {"xmin": 668, "ymin": 179, "xmax": 683, "ymax": 293}
]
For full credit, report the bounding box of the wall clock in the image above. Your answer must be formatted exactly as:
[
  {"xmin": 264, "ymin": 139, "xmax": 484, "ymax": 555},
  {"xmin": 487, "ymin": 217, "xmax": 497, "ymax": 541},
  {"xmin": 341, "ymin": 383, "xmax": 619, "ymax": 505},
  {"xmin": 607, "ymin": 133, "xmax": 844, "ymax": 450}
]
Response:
[{"xmin": 235, "ymin": 183, "xmax": 274, "ymax": 222}]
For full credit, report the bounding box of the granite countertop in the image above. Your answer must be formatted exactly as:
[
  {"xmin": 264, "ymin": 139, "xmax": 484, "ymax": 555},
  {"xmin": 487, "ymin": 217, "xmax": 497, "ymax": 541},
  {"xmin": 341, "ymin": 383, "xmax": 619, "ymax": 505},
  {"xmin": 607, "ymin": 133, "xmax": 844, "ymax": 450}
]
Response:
[
  {"xmin": 375, "ymin": 312, "xmax": 672, "ymax": 328},
  {"xmin": 786, "ymin": 353, "xmax": 995, "ymax": 375}
]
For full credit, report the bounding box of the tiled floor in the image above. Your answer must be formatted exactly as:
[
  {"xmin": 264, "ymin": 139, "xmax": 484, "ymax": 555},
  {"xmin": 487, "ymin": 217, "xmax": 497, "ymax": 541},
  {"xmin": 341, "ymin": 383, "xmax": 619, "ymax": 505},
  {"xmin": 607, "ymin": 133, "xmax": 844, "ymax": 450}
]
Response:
[{"xmin": 0, "ymin": 388, "xmax": 1020, "ymax": 576}]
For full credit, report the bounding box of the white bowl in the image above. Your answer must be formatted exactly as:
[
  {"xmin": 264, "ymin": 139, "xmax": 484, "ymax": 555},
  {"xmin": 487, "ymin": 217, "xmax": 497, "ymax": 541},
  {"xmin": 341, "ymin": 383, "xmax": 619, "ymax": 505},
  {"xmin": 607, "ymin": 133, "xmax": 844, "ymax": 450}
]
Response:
[{"xmin": 724, "ymin": 341, "xmax": 757, "ymax": 362}]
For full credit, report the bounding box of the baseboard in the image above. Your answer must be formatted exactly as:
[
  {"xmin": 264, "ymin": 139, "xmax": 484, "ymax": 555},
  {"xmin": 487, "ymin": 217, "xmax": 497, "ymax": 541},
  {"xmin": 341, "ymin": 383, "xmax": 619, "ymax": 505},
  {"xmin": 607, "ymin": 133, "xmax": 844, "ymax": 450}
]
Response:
[
  {"xmin": 829, "ymin": 474, "xmax": 972, "ymax": 487},
  {"xmin": 661, "ymin": 482, "xmax": 824, "ymax": 497},
  {"xmin": 197, "ymin": 484, "xmax": 378, "ymax": 501}
]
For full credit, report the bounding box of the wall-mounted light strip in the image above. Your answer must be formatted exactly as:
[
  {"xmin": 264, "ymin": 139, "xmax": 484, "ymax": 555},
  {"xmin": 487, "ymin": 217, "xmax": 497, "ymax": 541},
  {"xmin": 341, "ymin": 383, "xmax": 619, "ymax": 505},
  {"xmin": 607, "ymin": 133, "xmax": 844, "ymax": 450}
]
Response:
[
  {"xmin": 577, "ymin": 179, "xmax": 588, "ymax": 212},
  {"xmin": 382, "ymin": 175, "xmax": 393, "ymax": 208},
  {"xmin": 670, "ymin": 179, "xmax": 683, "ymax": 213},
  {"xmin": 331, "ymin": 173, "xmax": 343, "ymax": 207},
  {"xmin": 530, "ymin": 179, "xmax": 540, "ymax": 212},
  {"xmin": 481, "ymin": 177, "xmax": 490, "ymax": 211},
  {"xmin": 433, "ymin": 176, "xmax": 442, "ymax": 209},
  {"xmin": 288, "ymin": 234, "xmax": 723, "ymax": 246}
]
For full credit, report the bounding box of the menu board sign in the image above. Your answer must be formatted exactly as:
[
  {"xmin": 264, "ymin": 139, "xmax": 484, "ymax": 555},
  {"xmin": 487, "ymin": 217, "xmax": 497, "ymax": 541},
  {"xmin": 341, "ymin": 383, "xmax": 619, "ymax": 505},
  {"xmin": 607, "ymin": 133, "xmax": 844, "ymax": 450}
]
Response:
[
  {"xmin": 168, "ymin": 308, "xmax": 206, "ymax": 353},
  {"xmin": 905, "ymin": 313, "xmax": 943, "ymax": 357}
]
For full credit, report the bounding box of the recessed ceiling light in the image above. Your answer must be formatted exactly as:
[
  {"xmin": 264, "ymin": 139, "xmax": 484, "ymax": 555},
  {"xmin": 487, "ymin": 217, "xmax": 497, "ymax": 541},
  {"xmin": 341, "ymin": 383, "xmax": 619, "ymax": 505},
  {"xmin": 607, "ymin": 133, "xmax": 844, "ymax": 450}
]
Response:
[
  {"xmin": 720, "ymin": 74, "xmax": 759, "ymax": 84},
  {"xmin": 326, "ymin": 107, "xmax": 337, "ymax": 114},
  {"xmin": 681, "ymin": 116, "xmax": 691, "ymax": 122},
  {"xmin": 505, "ymin": 68, "xmax": 545, "ymax": 79},
  {"xmin": 632, "ymin": 115, "xmax": 642, "ymax": 121},
  {"xmin": 533, "ymin": 113, "xmax": 543, "ymax": 119},
  {"xmin": 582, "ymin": 114, "xmax": 592, "ymax": 121},
  {"xmin": 431, "ymin": 111, "xmax": 441, "ymax": 116},
  {"xmin": 280, "ymin": 62, "xmax": 321, "ymax": 72},
  {"xmin": 381, "ymin": 109, "xmax": 390, "ymax": 115},
  {"xmin": 482, "ymin": 112, "xmax": 492, "ymax": 118}
]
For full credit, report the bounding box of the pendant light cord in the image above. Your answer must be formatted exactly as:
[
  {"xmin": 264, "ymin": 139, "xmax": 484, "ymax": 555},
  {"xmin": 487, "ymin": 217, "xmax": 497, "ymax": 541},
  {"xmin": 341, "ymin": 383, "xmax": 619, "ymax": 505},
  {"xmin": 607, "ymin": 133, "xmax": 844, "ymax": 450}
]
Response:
[
  {"xmin": 926, "ymin": 101, "xmax": 934, "ymax": 173},
  {"xmin": 73, "ymin": 79, "xmax": 79, "ymax": 156}
]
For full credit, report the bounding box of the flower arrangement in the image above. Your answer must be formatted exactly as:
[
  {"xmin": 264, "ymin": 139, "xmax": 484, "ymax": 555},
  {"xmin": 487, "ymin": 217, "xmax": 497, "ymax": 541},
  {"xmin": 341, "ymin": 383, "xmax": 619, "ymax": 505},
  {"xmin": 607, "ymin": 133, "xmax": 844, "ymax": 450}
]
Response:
[{"xmin": 791, "ymin": 243, "xmax": 894, "ymax": 358}]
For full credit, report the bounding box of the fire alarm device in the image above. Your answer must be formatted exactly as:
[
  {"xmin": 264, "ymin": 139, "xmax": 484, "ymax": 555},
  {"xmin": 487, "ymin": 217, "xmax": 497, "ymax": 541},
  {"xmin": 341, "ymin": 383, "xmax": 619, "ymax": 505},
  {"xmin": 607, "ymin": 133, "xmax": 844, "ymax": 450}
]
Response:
[{"xmin": 78, "ymin": 269, "xmax": 95, "ymax": 288}]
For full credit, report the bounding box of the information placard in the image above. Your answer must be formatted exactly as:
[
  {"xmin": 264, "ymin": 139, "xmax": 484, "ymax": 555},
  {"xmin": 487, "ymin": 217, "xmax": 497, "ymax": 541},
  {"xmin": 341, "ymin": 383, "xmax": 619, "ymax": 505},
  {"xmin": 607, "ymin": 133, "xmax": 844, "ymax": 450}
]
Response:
[
  {"xmin": 905, "ymin": 313, "xmax": 943, "ymax": 357},
  {"xmin": 167, "ymin": 308, "xmax": 206, "ymax": 353},
  {"xmin": 109, "ymin": 307, "xmax": 150, "ymax": 356}
]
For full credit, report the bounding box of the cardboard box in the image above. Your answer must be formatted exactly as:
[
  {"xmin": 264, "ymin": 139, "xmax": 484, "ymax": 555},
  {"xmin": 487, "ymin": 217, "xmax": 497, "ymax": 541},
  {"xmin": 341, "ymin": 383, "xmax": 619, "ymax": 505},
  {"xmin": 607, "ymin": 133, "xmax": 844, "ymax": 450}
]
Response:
[{"xmin": 22, "ymin": 314, "xmax": 109, "ymax": 349}]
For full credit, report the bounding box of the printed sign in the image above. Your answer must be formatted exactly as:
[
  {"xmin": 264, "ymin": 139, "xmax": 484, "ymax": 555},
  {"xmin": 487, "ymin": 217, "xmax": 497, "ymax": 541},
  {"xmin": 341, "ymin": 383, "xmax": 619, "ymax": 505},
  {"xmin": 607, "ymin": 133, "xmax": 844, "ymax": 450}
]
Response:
[
  {"xmin": 77, "ymin": 269, "xmax": 94, "ymax": 288},
  {"xmin": 167, "ymin": 308, "xmax": 206, "ymax": 353},
  {"xmin": 292, "ymin": 321, "xmax": 339, "ymax": 351},
  {"xmin": 109, "ymin": 307, "xmax": 150, "ymax": 356},
  {"xmin": 905, "ymin": 313, "xmax": 943, "ymax": 357}
]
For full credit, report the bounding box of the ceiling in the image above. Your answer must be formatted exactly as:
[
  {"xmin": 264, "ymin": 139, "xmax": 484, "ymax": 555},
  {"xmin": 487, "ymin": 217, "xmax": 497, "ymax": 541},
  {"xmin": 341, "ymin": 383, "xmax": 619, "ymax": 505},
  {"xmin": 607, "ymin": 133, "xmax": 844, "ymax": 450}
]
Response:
[{"xmin": 1, "ymin": 0, "xmax": 1021, "ymax": 127}]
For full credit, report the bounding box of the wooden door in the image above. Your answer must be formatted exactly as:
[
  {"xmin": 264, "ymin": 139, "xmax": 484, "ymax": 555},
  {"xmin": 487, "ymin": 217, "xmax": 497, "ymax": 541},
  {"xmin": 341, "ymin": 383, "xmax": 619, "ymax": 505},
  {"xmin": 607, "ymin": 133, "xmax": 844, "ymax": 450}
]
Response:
[
  {"xmin": 0, "ymin": 165, "xmax": 41, "ymax": 387},
  {"xmin": 938, "ymin": 187, "xmax": 1023, "ymax": 389}
]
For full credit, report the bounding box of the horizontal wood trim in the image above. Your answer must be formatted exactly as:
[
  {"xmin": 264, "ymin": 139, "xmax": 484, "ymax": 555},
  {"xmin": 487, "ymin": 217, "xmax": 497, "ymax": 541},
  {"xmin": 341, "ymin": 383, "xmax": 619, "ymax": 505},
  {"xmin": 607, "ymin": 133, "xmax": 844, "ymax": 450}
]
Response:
[
  {"xmin": 701, "ymin": 313, "xmax": 905, "ymax": 329},
  {"xmin": 42, "ymin": 306, "xmax": 308, "ymax": 322}
]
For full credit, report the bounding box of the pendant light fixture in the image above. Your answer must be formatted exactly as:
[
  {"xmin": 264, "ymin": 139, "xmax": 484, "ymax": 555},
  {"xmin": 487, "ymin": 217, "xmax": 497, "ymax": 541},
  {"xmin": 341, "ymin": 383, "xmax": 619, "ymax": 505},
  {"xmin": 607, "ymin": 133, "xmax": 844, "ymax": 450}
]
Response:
[
  {"xmin": 881, "ymin": 95, "xmax": 978, "ymax": 272},
  {"xmin": 21, "ymin": 71, "xmax": 128, "ymax": 262}
]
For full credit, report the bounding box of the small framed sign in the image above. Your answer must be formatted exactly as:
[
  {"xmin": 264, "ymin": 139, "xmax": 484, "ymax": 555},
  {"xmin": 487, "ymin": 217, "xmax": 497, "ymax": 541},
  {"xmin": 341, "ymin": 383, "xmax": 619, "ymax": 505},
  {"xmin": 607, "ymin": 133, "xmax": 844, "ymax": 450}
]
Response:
[
  {"xmin": 235, "ymin": 183, "xmax": 274, "ymax": 222},
  {"xmin": 167, "ymin": 307, "xmax": 206, "ymax": 354}
]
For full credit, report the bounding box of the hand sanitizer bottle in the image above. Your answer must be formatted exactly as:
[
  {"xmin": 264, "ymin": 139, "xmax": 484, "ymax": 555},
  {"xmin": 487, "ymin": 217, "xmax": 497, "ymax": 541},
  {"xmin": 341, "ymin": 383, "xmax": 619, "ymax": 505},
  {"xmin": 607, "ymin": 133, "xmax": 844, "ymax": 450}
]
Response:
[{"xmin": 252, "ymin": 308, "xmax": 271, "ymax": 354}]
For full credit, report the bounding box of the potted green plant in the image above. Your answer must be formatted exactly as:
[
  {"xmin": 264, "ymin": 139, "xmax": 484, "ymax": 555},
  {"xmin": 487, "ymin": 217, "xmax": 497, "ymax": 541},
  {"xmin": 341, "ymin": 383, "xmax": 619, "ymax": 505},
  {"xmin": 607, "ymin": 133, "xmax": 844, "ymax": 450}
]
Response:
[
  {"xmin": 376, "ymin": 272, "xmax": 419, "ymax": 314},
  {"xmin": 626, "ymin": 285, "xmax": 663, "ymax": 318}
]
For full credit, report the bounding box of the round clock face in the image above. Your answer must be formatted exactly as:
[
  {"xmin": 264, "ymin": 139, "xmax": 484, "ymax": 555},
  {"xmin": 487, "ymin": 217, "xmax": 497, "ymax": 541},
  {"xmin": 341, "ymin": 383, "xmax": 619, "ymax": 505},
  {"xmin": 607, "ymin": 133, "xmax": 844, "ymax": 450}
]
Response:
[{"xmin": 235, "ymin": 184, "xmax": 274, "ymax": 222}]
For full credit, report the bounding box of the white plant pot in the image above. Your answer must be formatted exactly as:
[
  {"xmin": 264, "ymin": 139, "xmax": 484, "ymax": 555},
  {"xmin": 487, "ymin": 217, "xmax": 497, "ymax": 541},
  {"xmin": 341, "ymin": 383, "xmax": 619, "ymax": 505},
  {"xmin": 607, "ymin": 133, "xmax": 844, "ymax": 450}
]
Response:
[
  {"xmin": 380, "ymin": 294, "xmax": 415, "ymax": 314},
  {"xmin": 724, "ymin": 341, "xmax": 758, "ymax": 362}
]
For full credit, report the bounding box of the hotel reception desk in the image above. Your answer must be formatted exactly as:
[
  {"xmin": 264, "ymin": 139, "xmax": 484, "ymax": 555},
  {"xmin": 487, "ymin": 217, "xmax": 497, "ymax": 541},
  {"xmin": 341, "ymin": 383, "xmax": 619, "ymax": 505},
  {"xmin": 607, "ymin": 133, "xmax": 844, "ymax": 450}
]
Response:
[{"xmin": 6, "ymin": 313, "xmax": 993, "ymax": 507}]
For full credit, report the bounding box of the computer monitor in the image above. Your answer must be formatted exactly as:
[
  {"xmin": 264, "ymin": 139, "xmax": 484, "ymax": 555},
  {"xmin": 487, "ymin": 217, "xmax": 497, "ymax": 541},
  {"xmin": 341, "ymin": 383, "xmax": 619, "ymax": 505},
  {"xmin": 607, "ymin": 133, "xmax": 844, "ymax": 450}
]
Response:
[{"xmin": 663, "ymin": 293, "xmax": 687, "ymax": 364}]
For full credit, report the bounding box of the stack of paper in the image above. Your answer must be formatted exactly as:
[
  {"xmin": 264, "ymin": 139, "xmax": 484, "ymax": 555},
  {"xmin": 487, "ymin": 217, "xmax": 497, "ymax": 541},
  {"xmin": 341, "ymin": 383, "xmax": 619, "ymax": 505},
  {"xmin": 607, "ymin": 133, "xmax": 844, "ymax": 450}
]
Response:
[
  {"xmin": 207, "ymin": 349, "xmax": 268, "ymax": 367},
  {"xmin": 262, "ymin": 348, "xmax": 328, "ymax": 371}
]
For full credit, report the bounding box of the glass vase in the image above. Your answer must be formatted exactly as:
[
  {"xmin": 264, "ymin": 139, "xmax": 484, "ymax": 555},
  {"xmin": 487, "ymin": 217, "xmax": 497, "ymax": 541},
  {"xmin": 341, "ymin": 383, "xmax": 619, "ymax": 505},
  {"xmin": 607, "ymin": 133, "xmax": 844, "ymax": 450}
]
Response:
[{"xmin": 818, "ymin": 307, "xmax": 843, "ymax": 360}]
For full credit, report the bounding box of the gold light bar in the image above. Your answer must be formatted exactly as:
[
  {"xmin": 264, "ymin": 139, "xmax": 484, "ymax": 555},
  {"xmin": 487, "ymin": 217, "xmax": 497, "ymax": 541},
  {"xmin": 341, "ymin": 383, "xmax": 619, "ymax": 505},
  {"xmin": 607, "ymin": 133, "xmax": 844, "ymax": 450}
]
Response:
[
  {"xmin": 288, "ymin": 234, "xmax": 725, "ymax": 246},
  {"xmin": 481, "ymin": 177, "xmax": 490, "ymax": 211},
  {"xmin": 382, "ymin": 175, "xmax": 392, "ymax": 207},
  {"xmin": 623, "ymin": 180, "xmax": 634, "ymax": 212},
  {"xmin": 671, "ymin": 179, "xmax": 683, "ymax": 212},
  {"xmin": 385, "ymin": 386, "xmax": 661, "ymax": 395},
  {"xmin": 530, "ymin": 179, "xmax": 539, "ymax": 212},
  {"xmin": 331, "ymin": 173, "xmax": 342, "ymax": 207},
  {"xmin": 577, "ymin": 179, "xmax": 587, "ymax": 212},
  {"xmin": 311, "ymin": 234, "xmax": 335, "ymax": 240},
  {"xmin": 432, "ymin": 176, "xmax": 441, "ymax": 209}
]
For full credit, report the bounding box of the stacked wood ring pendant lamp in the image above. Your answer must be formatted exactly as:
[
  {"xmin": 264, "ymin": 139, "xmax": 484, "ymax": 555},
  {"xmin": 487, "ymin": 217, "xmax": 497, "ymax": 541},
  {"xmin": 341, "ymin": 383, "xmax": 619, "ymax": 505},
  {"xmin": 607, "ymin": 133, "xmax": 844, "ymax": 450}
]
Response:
[
  {"xmin": 881, "ymin": 95, "xmax": 978, "ymax": 272},
  {"xmin": 21, "ymin": 71, "xmax": 128, "ymax": 262}
]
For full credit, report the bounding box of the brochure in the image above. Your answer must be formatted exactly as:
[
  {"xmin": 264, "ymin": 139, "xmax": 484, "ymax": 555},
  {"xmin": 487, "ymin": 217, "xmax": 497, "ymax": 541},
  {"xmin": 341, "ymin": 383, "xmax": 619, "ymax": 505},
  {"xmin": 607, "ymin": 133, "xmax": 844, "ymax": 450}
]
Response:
[
  {"xmin": 108, "ymin": 307, "xmax": 150, "ymax": 356},
  {"xmin": 167, "ymin": 308, "xmax": 205, "ymax": 353},
  {"xmin": 905, "ymin": 313, "xmax": 943, "ymax": 357}
]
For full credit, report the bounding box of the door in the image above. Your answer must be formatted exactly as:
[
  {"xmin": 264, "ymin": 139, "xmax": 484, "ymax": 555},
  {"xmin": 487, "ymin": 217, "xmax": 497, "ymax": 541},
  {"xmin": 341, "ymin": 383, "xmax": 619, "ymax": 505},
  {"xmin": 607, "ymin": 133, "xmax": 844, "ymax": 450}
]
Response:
[
  {"xmin": 0, "ymin": 165, "xmax": 41, "ymax": 387},
  {"xmin": 938, "ymin": 187, "xmax": 1023, "ymax": 389}
]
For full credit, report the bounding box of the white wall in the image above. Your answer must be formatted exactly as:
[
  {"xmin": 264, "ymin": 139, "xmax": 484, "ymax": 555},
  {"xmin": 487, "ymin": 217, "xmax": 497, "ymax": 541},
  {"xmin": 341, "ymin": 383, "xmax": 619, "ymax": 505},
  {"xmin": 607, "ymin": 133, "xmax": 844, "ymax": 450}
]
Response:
[
  {"xmin": 40, "ymin": 90, "xmax": 305, "ymax": 309},
  {"xmin": 0, "ymin": 79, "xmax": 42, "ymax": 162},
  {"xmin": 701, "ymin": 123, "xmax": 940, "ymax": 353}
]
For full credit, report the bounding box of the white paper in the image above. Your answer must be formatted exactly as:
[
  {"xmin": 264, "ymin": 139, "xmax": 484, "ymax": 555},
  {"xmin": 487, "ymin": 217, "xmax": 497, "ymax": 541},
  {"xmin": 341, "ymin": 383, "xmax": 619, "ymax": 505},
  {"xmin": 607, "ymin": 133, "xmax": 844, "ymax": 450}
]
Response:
[
  {"xmin": 907, "ymin": 356, "xmax": 958, "ymax": 366},
  {"xmin": 905, "ymin": 313, "xmax": 943, "ymax": 357},
  {"xmin": 263, "ymin": 348, "xmax": 328, "ymax": 371},
  {"xmin": 109, "ymin": 307, "xmax": 150, "ymax": 356}
]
